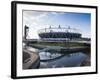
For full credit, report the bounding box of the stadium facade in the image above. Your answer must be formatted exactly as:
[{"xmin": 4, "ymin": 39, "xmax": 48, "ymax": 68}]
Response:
[{"xmin": 38, "ymin": 25, "xmax": 82, "ymax": 41}]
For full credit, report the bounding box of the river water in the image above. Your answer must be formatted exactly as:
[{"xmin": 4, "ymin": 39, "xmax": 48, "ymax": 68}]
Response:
[{"xmin": 26, "ymin": 46, "xmax": 90, "ymax": 68}]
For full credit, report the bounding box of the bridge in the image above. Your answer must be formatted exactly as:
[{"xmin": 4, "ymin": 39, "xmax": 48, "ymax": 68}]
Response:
[
  {"xmin": 23, "ymin": 39, "xmax": 38, "ymax": 44},
  {"xmin": 69, "ymin": 40, "xmax": 90, "ymax": 45}
]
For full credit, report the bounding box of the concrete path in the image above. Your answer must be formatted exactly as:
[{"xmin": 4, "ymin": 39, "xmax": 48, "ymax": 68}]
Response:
[{"xmin": 23, "ymin": 49, "xmax": 40, "ymax": 69}]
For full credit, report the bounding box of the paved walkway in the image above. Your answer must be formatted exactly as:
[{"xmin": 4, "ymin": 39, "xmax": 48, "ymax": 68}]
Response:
[{"xmin": 23, "ymin": 49, "xmax": 40, "ymax": 69}]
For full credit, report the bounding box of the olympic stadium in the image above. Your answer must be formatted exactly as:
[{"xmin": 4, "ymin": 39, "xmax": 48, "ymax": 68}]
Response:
[{"xmin": 38, "ymin": 25, "xmax": 82, "ymax": 41}]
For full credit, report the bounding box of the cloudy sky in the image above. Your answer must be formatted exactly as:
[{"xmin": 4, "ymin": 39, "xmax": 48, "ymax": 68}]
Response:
[{"xmin": 23, "ymin": 10, "xmax": 91, "ymax": 39}]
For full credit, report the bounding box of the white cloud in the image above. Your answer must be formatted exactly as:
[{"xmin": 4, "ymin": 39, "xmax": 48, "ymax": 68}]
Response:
[
  {"xmin": 51, "ymin": 12, "xmax": 65, "ymax": 15},
  {"xmin": 23, "ymin": 11, "xmax": 49, "ymax": 39},
  {"xmin": 23, "ymin": 11, "xmax": 48, "ymax": 26}
]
